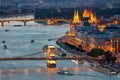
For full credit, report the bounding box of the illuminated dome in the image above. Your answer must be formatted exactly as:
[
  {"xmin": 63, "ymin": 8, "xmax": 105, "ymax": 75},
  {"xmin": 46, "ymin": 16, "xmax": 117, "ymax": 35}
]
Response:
[
  {"xmin": 82, "ymin": 9, "xmax": 97, "ymax": 23},
  {"xmin": 83, "ymin": 9, "xmax": 93, "ymax": 18}
]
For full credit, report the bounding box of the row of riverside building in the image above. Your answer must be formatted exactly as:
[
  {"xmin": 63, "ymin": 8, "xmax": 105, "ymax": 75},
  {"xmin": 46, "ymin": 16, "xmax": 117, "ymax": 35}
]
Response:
[{"xmin": 62, "ymin": 8, "xmax": 120, "ymax": 62}]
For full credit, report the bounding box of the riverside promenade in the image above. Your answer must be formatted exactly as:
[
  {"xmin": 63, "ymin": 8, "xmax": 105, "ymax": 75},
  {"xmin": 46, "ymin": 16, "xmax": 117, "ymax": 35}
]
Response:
[
  {"xmin": 56, "ymin": 37, "xmax": 84, "ymax": 55},
  {"xmin": 56, "ymin": 37, "xmax": 120, "ymax": 75}
]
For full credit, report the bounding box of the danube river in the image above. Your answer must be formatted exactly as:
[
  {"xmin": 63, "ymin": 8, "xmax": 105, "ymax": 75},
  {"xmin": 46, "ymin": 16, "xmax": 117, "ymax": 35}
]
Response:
[{"xmin": 0, "ymin": 21, "xmax": 120, "ymax": 80}]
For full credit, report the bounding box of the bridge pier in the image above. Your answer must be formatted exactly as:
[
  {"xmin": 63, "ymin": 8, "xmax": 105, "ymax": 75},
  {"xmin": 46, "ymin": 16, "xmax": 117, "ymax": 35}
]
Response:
[
  {"xmin": 46, "ymin": 19, "xmax": 56, "ymax": 25},
  {"xmin": 1, "ymin": 21, "xmax": 4, "ymax": 27},
  {"xmin": 47, "ymin": 46, "xmax": 56, "ymax": 68},
  {"xmin": 24, "ymin": 22, "xmax": 27, "ymax": 26}
]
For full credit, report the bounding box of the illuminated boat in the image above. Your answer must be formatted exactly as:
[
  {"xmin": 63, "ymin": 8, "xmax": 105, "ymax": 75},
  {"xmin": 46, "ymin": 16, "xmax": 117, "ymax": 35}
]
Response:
[
  {"xmin": 72, "ymin": 59, "xmax": 84, "ymax": 64},
  {"xmin": 71, "ymin": 55, "xmax": 84, "ymax": 64},
  {"xmin": 57, "ymin": 70, "xmax": 74, "ymax": 75}
]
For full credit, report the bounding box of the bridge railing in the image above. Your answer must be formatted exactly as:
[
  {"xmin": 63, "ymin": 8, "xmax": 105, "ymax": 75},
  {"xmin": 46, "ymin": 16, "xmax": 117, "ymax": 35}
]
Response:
[{"xmin": 0, "ymin": 57, "xmax": 84, "ymax": 61}]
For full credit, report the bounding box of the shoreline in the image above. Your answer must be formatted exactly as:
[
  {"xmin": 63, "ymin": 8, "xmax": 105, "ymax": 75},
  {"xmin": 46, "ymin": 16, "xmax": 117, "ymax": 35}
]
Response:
[
  {"xmin": 56, "ymin": 37, "xmax": 119, "ymax": 75},
  {"xmin": 56, "ymin": 37, "xmax": 82, "ymax": 55}
]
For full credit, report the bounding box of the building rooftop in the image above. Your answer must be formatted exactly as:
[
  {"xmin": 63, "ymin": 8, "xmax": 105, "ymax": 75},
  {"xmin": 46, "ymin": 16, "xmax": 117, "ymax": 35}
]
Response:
[
  {"xmin": 111, "ymin": 34, "xmax": 120, "ymax": 38},
  {"xmin": 105, "ymin": 25, "xmax": 120, "ymax": 30},
  {"xmin": 104, "ymin": 25, "xmax": 120, "ymax": 34},
  {"xmin": 75, "ymin": 22, "xmax": 120, "ymax": 41}
]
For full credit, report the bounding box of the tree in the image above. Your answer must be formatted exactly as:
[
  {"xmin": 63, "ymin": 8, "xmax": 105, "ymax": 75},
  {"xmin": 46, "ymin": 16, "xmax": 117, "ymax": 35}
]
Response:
[
  {"xmin": 111, "ymin": 56, "xmax": 116, "ymax": 65},
  {"xmin": 104, "ymin": 51, "xmax": 112, "ymax": 63},
  {"xmin": 102, "ymin": 50, "xmax": 117, "ymax": 64},
  {"xmin": 89, "ymin": 48, "xmax": 105, "ymax": 57}
]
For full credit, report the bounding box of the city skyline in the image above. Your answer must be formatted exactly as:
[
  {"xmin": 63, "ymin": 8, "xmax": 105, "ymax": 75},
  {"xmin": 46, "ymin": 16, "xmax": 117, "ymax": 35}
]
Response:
[{"xmin": 0, "ymin": 0, "xmax": 120, "ymax": 80}]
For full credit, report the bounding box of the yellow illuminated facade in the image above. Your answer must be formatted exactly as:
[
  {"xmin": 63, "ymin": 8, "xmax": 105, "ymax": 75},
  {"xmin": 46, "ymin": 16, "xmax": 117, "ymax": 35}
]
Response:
[
  {"xmin": 83, "ymin": 9, "xmax": 92, "ymax": 18},
  {"xmin": 47, "ymin": 46, "xmax": 56, "ymax": 68},
  {"xmin": 73, "ymin": 10, "xmax": 81, "ymax": 24},
  {"xmin": 65, "ymin": 8, "xmax": 120, "ymax": 54},
  {"xmin": 110, "ymin": 37, "xmax": 120, "ymax": 53},
  {"xmin": 102, "ymin": 42, "xmax": 115, "ymax": 52},
  {"xmin": 47, "ymin": 46, "xmax": 56, "ymax": 57},
  {"xmin": 47, "ymin": 60, "xmax": 56, "ymax": 64},
  {"xmin": 97, "ymin": 24, "xmax": 106, "ymax": 32},
  {"xmin": 68, "ymin": 23, "xmax": 75, "ymax": 36},
  {"xmin": 82, "ymin": 9, "xmax": 97, "ymax": 23}
]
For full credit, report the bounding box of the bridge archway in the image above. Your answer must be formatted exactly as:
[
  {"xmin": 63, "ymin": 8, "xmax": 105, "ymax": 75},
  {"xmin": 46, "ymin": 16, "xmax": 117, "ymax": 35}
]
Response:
[
  {"xmin": 2, "ymin": 21, "xmax": 24, "ymax": 27},
  {"xmin": 26, "ymin": 21, "xmax": 43, "ymax": 26},
  {"xmin": 0, "ymin": 21, "xmax": 14, "ymax": 26}
]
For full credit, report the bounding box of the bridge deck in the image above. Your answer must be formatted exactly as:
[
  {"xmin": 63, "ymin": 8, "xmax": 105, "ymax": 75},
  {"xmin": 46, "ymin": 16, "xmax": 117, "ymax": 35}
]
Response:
[{"xmin": 0, "ymin": 57, "xmax": 83, "ymax": 61}]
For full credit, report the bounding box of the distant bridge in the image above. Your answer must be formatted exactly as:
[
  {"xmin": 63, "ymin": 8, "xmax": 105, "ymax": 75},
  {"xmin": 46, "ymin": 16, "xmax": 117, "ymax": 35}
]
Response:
[{"xmin": 0, "ymin": 18, "xmax": 72, "ymax": 26}]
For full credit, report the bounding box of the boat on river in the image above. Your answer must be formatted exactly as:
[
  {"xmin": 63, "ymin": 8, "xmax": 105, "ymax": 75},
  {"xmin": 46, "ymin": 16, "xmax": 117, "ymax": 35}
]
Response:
[
  {"xmin": 13, "ymin": 25, "xmax": 22, "ymax": 27},
  {"xmin": 71, "ymin": 55, "xmax": 84, "ymax": 64},
  {"xmin": 117, "ymin": 74, "xmax": 120, "ymax": 79},
  {"xmin": 57, "ymin": 70, "xmax": 74, "ymax": 75},
  {"xmin": 72, "ymin": 59, "xmax": 84, "ymax": 64},
  {"xmin": 90, "ymin": 64, "xmax": 118, "ymax": 75}
]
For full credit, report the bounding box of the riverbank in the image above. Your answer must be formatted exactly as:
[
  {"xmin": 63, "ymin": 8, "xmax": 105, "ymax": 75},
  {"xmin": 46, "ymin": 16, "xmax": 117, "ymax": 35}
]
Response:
[
  {"xmin": 56, "ymin": 37, "xmax": 120, "ymax": 75},
  {"xmin": 90, "ymin": 64, "xmax": 118, "ymax": 75},
  {"xmin": 56, "ymin": 37, "xmax": 83, "ymax": 55}
]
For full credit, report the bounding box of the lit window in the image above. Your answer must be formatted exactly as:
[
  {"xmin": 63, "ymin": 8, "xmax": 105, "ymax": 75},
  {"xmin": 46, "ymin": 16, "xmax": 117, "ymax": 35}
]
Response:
[{"xmin": 110, "ymin": 40, "xmax": 113, "ymax": 42}]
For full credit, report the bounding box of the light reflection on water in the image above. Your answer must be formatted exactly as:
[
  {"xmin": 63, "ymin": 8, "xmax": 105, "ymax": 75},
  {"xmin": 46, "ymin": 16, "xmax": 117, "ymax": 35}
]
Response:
[
  {"xmin": 23, "ymin": 68, "xmax": 29, "ymax": 76},
  {"xmin": 0, "ymin": 62, "xmax": 119, "ymax": 80},
  {"xmin": 9, "ymin": 69, "xmax": 14, "ymax": 76},
  {"xmin": 0, "ymin": 21, "xmax": 119, "ymax": 80},
  {"xmin": 0, "ymin": 69, "xmax": 3, "ymax": 77},
  {"xmin": 0, "ymin": 66, "xmax": 89, "ymax": 78},
  {"xmin": 35, "ymin": 68, "xmax": 41, "ymax": 74},
  {"xmin": 74, "ymin": 66, "xmax": 80, "ymax": 74},
  {"xmin": 46, "ymin": 68, "xmax": 57, "ymax": 80}
]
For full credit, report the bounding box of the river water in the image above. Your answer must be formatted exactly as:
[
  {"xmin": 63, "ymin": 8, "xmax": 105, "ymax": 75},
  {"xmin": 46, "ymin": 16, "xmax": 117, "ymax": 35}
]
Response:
[{"xmin": 0, "ymin": 21, "xmax": 119, "ymax": 80}]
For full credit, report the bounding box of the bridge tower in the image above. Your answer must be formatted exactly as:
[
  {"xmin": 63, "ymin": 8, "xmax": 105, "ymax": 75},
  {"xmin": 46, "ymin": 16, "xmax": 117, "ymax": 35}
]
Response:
[
  {"xmin": 72, "ymin": 10, "xmax": 81, "ymax": 24},
  {"xmin": 47, "ymin": 46, "xmax": 56, "ymax": 68},
  {"xmin": 46, "ymin": 19, "xmax": 56, "ymax": 25},
  {"xmin": 24, "ymin": 21, "xmax": 27, "ymax": 26}
]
